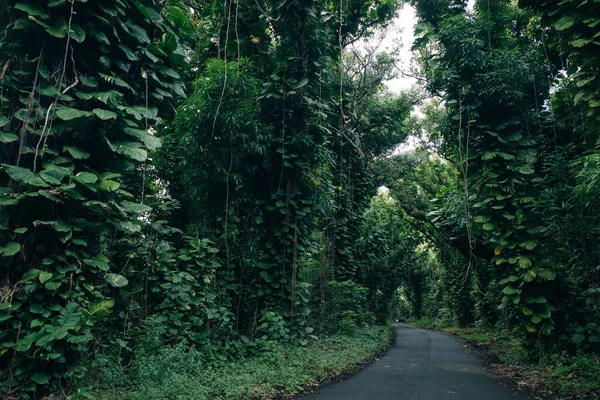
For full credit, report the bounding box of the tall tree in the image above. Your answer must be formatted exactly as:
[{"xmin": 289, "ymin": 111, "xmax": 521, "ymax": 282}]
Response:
[{"xmin": 0, "ymin": 0, "xmax": 189, "ymax": 394}]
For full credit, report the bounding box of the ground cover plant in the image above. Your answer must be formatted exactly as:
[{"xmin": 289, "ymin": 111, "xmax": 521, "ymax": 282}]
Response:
[{"xmin": 82, "ymin": 325, "xmax": 393, "ymax": 400}]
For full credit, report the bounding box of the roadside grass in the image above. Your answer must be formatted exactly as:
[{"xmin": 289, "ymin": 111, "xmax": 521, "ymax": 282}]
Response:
[
  {"xmin": 408, "ymin": 318, "xmax": 600, "ymax": 400},
  {"xmin": 73, "ymin": 325, "xmax": 393, "ymax": 400}
]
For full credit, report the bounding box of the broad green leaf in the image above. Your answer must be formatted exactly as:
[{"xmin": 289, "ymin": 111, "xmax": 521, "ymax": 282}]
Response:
[
  {"xmin": 0, "ymin": 197, "xmax": 18, "ymax": 206},
  {"xmin": 98, "ymin": 179, "xmax": 120, "ymax": 192},
  {"xmin": 576, "ymin": 77, "xmax": 595, "ymax": 88},
  {"xmin": 38, "ymin": 85, "xmax": 59, "ymax": 97},
  {"xmin": 28, "ymin": 177, "xmax": 49, "ymax": 187},
  {"xmin": 537, "ymin": 269, "xmax": 556, "ymax": 281},
  {"xmin": 144, "ymin": 49, "xmax": 161, "ymax": 63},
  {"xmin": 125, "ymin": 21, "xmax": 150, "ymax": 43},
  {"xmin": 555, "ymin": 16, "xmax": 575, "ymax": 30},
  {"xmin": 39, "ymin": 190, "xmax": 62, "ymax": 202},
  {"xmin": 45, "ymin": 282, "xmax": 62, "ymax": 291},
  {"xmin": 72, "ymin": 239, "xmax": 87, "ymax": 246},
  {"xmin": 31, "ymin": 319, "xmax": 45, "ymax": 328},
  {"xmin": 0, "ymin": 114, "xmax": 9, "ymax": 127},
  {"xmin": 54, "ymin": 220, "xmax": 72, "ymax": 232},
  {"xmin": 518, "ymin": 256, "xmax": 532, "ymax": 269},
  {"xmin": 92, "ymin": 108, "xmax": 117, "ymax": 120},
  {"xmin": 538, "ymin": 308, "xmax": 552, "ymax": 319},
  {"xmin": 502, "ymin": 286, "xmax": 519, "ymax": 295},
  {"xmin": 15, "ymin": 3, "xmax": 49, "ymax": 19},
  {"xmin": 519, "ymin": 241, "xmax": 537, "ymax": 250},
  {"xmin": 0, "ymin": 133, "xmax": 18, "ymax": 143},
  {"xmin": 571, "ymin": 38, "xmax": 592, "ymax": 47},
  {"xmin": 482, "ymin": 223, "xmax": 496, "ymax": 231},
  {"xmin": 68, "ymin": 24, "xmax": 86, "ymax": 43},
  {"xmin": 30, "ymin": 304, "xmax": 45, "ymax": 314},
  {"xmin": 121, "ymin": 200, "xmax": 151, "ymax": 213},
  {"xmin": 159, "ymin": 67, "xmax": 180, "ymax": 79},
  {"xmin": 14, "ymin": 227, "xmax": 28, "ymax": 234},
  {"xmin": 526, "ymin": 324, "xmax": 537, "ymax": 333},
  {"xmin": 171, "ymin": 82, "xmax": 186, "ymax": 98},
  {"xmin": 79, "ymin": 75, "xmax": 98, "ymax": 87},
  {"xmin": 293, "ymin": 78, "xmax": 309, "ymax": 89},
  {"xmin": 89, "ymin": 28, "xmax": 110, "ymax": 45},
  {"xmin": 21, "ymin": 269, "xmax": 41, "ymax": 282},
  {"xmin": 498, "ymin": 152, "xmax": 515, "ymax": 160},
  {"xmin": 40, "ymin": 165, "xmax": 67, "ymax": 185},
  {"xmin": 123, "ymin": 128, "xmax": 161, "ymax": 150},
  {"xmin": 99, "ymin": 73, "xmax": 134, "ymax": 92},
  {"xmin": 56, "ymin": 107, "xmax": 91, "ymax": 121},
  {"xmin": 39, "ymin": 271, "xmax": 53, "ymax": 284},
  {"xmin": 155, "ymin": 87, "xmax": 173, "ymax": 98},
  {"xmin": 114, "ymin": 142, "xmax": 147, "ymax": 161},
  {"xmin": 135, "ymin": 2, "xmax": 163, "ymax": 24},
  {"xmin": 165, "ymin": 7, "xmax": 193, "ymax": 35},
  {"xmin": 541, "ymin": 325, "xmax": 553, "ymax": 336},
  {"xmin": 32, "ymin": 16, "xmax": 67, "ymax": 38},
  {"xmin": 30, "ymin": 372, "xmax": 50, "ymax": 385},
  {"xmin": 118, "ymin": 44, "xmax": 139, "ymax": 61},
  {"xmin": 64, "ymin": 145, "xmax": 90, "ymax": 159},
  {"xmin": 105, "ymin": 273, "xmax": 128, "ymax": 288},
  {"xmin": 126, "ymin": 106, "xmax": 158, "ymax": 121},
  {"xmin": 0, "ymin": 242, "xmax": 21, "ymax": 257},
  {"xmin": 522, "ymin": 270, "xmax": 535, "ymax": 282},
  {"xmin": 2, "ymin": 164, "xmax": 35, "ymax": 184},
  {"xmin": 83, "ymin": 255, "xmax": 110, "ymax": 271},
  {"xmin": 86, "ymin": 299, "xmax": 114, "ymax": 317},
  {"xmin": 517, "ymin": 165, "xmax": 534, "ymax": 175},
  {"xmin": 75, "ymin": 172, "xmax": 98, "ymax": 184}
]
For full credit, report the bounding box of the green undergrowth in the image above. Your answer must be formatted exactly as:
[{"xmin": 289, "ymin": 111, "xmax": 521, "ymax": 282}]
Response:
[
  {"xmin": 72, "ymin": 325, "xmax": 393, "ymax": 400},
  {"xmin": 409, "ymin": 318, "xmax": 600, "ymax": 399}
]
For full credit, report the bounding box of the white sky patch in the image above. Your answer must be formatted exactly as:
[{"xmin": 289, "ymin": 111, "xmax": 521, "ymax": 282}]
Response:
[
  {"xmin": 381, "ymin": 1, "xmax": 474, "ymax": 93},
  {"xmin": 352, "ymin": 5, "xmax": 433, "ymax": 154},
  {"xmin": 394, "ymin": 134, "xmax": 421, "ymax": 154},
  {"xmin": 347, "ymin": 5, "xmax": 418, "ymax": 93},
  {"xmin": 382, "ymin": 5, "xmax": 418, "ymax": 93}
]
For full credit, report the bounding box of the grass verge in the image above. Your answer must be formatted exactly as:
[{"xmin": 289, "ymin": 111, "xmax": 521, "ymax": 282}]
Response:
[
  {"xmin": 74, "ymin": 325, "xmax": 394, "ymax": 400},
  {"xmin": 409, "ymin": 318, "xmax": 600, "ymax": 400}
]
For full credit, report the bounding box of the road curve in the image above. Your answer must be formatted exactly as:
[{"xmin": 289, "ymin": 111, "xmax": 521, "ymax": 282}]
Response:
[{"xmin": 300, "ymin": 323, "xmax": 528, "ymax": 400}]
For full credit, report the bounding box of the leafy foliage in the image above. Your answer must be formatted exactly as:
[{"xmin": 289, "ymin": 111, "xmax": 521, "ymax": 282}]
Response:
[
  {"xmin": 2, "ymin": 0, "xmax": 599, "ymax": 396},
  {"xmin": 0, "ymin": 0, "xmax": 190, "ymax": 395},
  {"xmin": 1, "ymin": 0, "xmax": 406, "ymax": 396}
]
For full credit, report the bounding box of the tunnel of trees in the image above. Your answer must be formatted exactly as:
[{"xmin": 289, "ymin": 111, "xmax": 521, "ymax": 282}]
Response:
[{"xmin": 0, "ymin": 0, "xmax": 599, "ymax": 397}]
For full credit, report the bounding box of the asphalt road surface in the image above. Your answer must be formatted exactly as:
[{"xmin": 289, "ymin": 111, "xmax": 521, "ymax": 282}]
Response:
[{"xmin": 300, "ymin": 323, "xmax": 528, "ymax": 400}]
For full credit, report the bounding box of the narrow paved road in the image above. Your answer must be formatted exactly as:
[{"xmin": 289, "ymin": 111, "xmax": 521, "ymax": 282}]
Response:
[{"xmin": 301, "ymin": 323, "xmax": 528, "ymax": 400}]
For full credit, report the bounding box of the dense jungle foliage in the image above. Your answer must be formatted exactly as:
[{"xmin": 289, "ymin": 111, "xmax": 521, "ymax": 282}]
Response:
[{"xmin": 0, "ymin": 0, "xmax": 599, "ymax": 398}]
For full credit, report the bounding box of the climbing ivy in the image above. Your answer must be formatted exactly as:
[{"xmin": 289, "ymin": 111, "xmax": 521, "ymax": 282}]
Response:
[
  {"xmin": 0, "ymin": 0, "xmax": 190, "ymax": 395},
  {"xmin": 519, "ymin": 0, "xmax": 600, "ymax": 127},
  {"xmin": 410, "ymin": 0, "xmax": 559, "ymax": 338}
]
